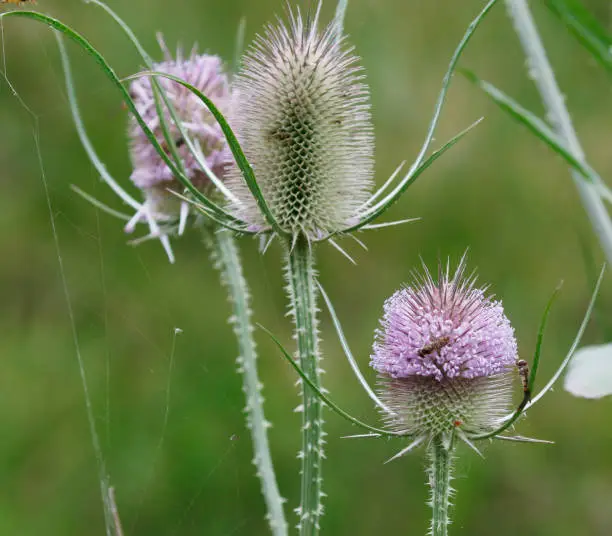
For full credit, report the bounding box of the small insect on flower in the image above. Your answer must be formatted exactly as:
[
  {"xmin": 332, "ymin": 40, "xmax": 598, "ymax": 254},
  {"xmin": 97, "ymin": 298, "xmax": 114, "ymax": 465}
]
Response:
[
  {"xmin": 516, "ymin": 358, "xmax": 531, "ymax": 400},
  {"xmin": 417, "ymin": 335, "xmax": 451, "ymax": 358}
]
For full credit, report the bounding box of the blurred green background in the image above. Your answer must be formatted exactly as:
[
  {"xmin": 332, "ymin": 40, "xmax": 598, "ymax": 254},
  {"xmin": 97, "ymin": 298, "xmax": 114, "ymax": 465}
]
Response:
[{"xmin": 1, "ymin": 0, "xmax": 612, "ymax": 534}]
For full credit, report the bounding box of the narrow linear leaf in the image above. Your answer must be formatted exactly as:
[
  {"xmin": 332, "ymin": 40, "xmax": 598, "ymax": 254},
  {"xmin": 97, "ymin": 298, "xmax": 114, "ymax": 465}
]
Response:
[
  {"xmin": 471, "ymin": 265, "xmax": 605, "ymax": 442},
  {"xmin": 316, "ymin": 281, "xmax": 393, "ymax": 414},
  {"xmin": 545, "ymin": 0, "xmax": 612, "ymax": 75},
  {"xmin": 529, "ymin": 282, "xmax": 563, "ymax": 392},
  {"xmin": 70, "ymin": 186, "xmax": 131, "ymax": 221},
  {"xmin": 528, "ymin": 264, "xmax": 606, "ymax": 407},
  {"xmin": 168, "ymin": 189, "xmax": 250, "ymax": 234},
  {"xmin": 462, "ymin": 69, "xmax": 605, "ymax": 187},
  {"xmin": 56, "ymin": 34, "xmax": 141, "ymax": 212},
  {"xmin": 468, "ymin": 277, "xmax": 572, "ymax": 441},
  {"xmin": 496, "ymin": 435, "xmax": 554, "ymax": 444}
]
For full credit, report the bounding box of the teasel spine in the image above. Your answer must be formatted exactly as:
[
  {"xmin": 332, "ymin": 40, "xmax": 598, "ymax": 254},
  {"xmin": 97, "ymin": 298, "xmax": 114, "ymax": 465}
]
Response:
[
  {"xmin": 285, "ymin": 235, "xmax": 325, "ymax": 535},
  {"xmin": 206, "ymin": 227, "xmax": 288, "ymax": 536}
]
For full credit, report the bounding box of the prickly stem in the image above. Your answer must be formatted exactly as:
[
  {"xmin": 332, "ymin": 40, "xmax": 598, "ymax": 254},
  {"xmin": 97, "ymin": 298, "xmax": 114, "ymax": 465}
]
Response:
[
  {"xmin": 285, "ymin": 235, "xmax": 325, "ymax": 536},
  {"xmin": 428, "ymin": 435, "xmax": 454, "ymax": 536},
  {"xmin": 206, "ymin": 227, "xmax": 288, "ymax": 536}
]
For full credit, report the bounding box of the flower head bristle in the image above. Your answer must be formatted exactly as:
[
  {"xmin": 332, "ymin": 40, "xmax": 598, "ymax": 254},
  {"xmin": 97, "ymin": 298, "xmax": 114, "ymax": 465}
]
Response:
[{"xmin": 227, "ymin": 8, "xmax": 374, "ymax": 239}]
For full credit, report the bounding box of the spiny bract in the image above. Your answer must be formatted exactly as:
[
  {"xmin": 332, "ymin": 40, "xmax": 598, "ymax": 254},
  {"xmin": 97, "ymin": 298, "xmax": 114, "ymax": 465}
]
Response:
[
  {"xmin": 371, "ymin": 258, "xmax": 518, "ymax": 437},
  {"xmin": 227, "ymin": 9, "xmax": 374, "ymax": 239}
]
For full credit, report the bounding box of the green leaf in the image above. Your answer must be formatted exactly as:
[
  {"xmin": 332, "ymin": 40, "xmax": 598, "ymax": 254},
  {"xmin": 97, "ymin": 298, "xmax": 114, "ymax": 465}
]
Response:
[
  {"xmin": 545, "ymin": 0, "xmax": 612, "ymax": 75},
  {"xmin": 529, "ymin": 282, "xmax": 563, "ymax": 393},
  {"xmin": 317, "ymin": 281, "xmax": 393, "ymax": 413},
  {"xmin": 70, "ymin": 185, "xmax": 131, "ymax": 221},
  {"xmin": 56, "ymin": 33, "xmax": 141, "ymax": 212},
  {"xmin": 462, "ymin": 69, "xmax": 612, "ymax": 193}
]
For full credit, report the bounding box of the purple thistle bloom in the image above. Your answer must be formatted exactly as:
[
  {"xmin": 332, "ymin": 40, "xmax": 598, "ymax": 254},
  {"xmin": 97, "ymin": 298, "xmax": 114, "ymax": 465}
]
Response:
[
  {"xmin": 371, "ymin": 259, "xmax": 517, "ymax": 381},
  {"xmin": 128, "ymin": 38, "xmax": 233, "ymax": 191},
  {"xmin": 371, "ymin": 258, "xmax": 518, "ymax": 436}
]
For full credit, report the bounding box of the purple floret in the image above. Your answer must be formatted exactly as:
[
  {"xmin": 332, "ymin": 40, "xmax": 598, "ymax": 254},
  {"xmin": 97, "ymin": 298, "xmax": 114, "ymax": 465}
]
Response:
[
  {"xmin": 371, "ymin": 259, "xmax": 517, "ymax": 381},
  {"xmin": 127, "ymin": 40, "xmax": 234, "ymax": 190}
]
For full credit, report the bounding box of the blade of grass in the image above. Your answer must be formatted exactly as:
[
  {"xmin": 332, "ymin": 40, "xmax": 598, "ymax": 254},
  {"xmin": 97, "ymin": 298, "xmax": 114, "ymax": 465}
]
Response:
[
  {"xmin": 506, "ymin": 0, "xmax": 612, "ymax": 266},
  {"xmin": 528, "ymin": 282, "xmax": 563, "ymax": 392},
  {"xmin": 462, "ymin": 69, "xmax": 605, "ymax": 187},
  {"xmin": 469, "ymin": 265, "xmax": 604, "ymax": 441},
  {"xmin": 527, "ymin": 265, "xmax": 606, "ymax": 408},
  {"xmin": 545, "ymin": 0, "xmax": 612, "ymax": 74}
]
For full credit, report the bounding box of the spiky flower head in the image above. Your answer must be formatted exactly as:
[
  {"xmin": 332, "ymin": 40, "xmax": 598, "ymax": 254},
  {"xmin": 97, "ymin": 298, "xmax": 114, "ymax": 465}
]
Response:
[
  {"xmin": 226, "ymin": 8, "xmax": 374, "ymax": 239},
  {"xmin": 370, "ymin": 259, "xmax": 518, "ymax": 438},
  {"xmin": 127, "ymin": 37, "xmax": 234, "ymax": 221}
]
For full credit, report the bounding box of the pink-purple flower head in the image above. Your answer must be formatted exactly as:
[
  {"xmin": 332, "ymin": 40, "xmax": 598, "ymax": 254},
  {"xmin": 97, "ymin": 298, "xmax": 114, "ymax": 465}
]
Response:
[
  {"xmin": 371, "ymin": 258, "xmax": 518, "ymax": 437},
  {"xmin": 125, "ymin": 37, "xmax": 234, "ymax": 240},
  {"xmin": 371, "ymin": 259, "xmax": 517, "ymax": 381}
]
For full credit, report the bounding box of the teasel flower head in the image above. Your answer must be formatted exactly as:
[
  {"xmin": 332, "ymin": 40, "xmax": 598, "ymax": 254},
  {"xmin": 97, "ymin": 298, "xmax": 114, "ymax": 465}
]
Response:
[
  {"xmin": 370, "ymin": 258, "xmax": 518, "ymax": 439},
  {"xmin": 124, "ymin": 36, "xmax": 234, "ymax": 243},
  {"xmin": 225, "ymin": 7, "xmax": 374, "ymax": 240}
]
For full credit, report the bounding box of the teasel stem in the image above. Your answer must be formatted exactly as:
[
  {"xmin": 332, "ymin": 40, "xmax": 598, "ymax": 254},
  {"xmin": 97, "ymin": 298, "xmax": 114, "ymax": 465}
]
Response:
[
  {"xmin": 206, "ymin": 227, "xmax": 288, "ymax": 536},
  {"xmin": 286, "ymin": 235, "xmax": 324, "ymax": 535},
  {"xmin": 505, "ymin": 0, "xmax": 612, "ymax": 265},
  {"xmin": 428, "ymin": 436, "xmax": 454, "ymax": 536}
]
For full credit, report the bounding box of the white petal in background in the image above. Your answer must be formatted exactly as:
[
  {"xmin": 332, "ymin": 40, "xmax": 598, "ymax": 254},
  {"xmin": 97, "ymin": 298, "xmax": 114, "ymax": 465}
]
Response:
[{"xmin": 564, "ymin": 343, "xmax": 612, "ymax": 399}]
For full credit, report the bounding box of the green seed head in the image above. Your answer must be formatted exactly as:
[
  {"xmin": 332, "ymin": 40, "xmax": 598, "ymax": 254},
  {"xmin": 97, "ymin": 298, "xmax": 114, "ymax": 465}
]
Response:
[{"xmin": 227, "ymin": 9, "xmax": 374, "ymax": 239}]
